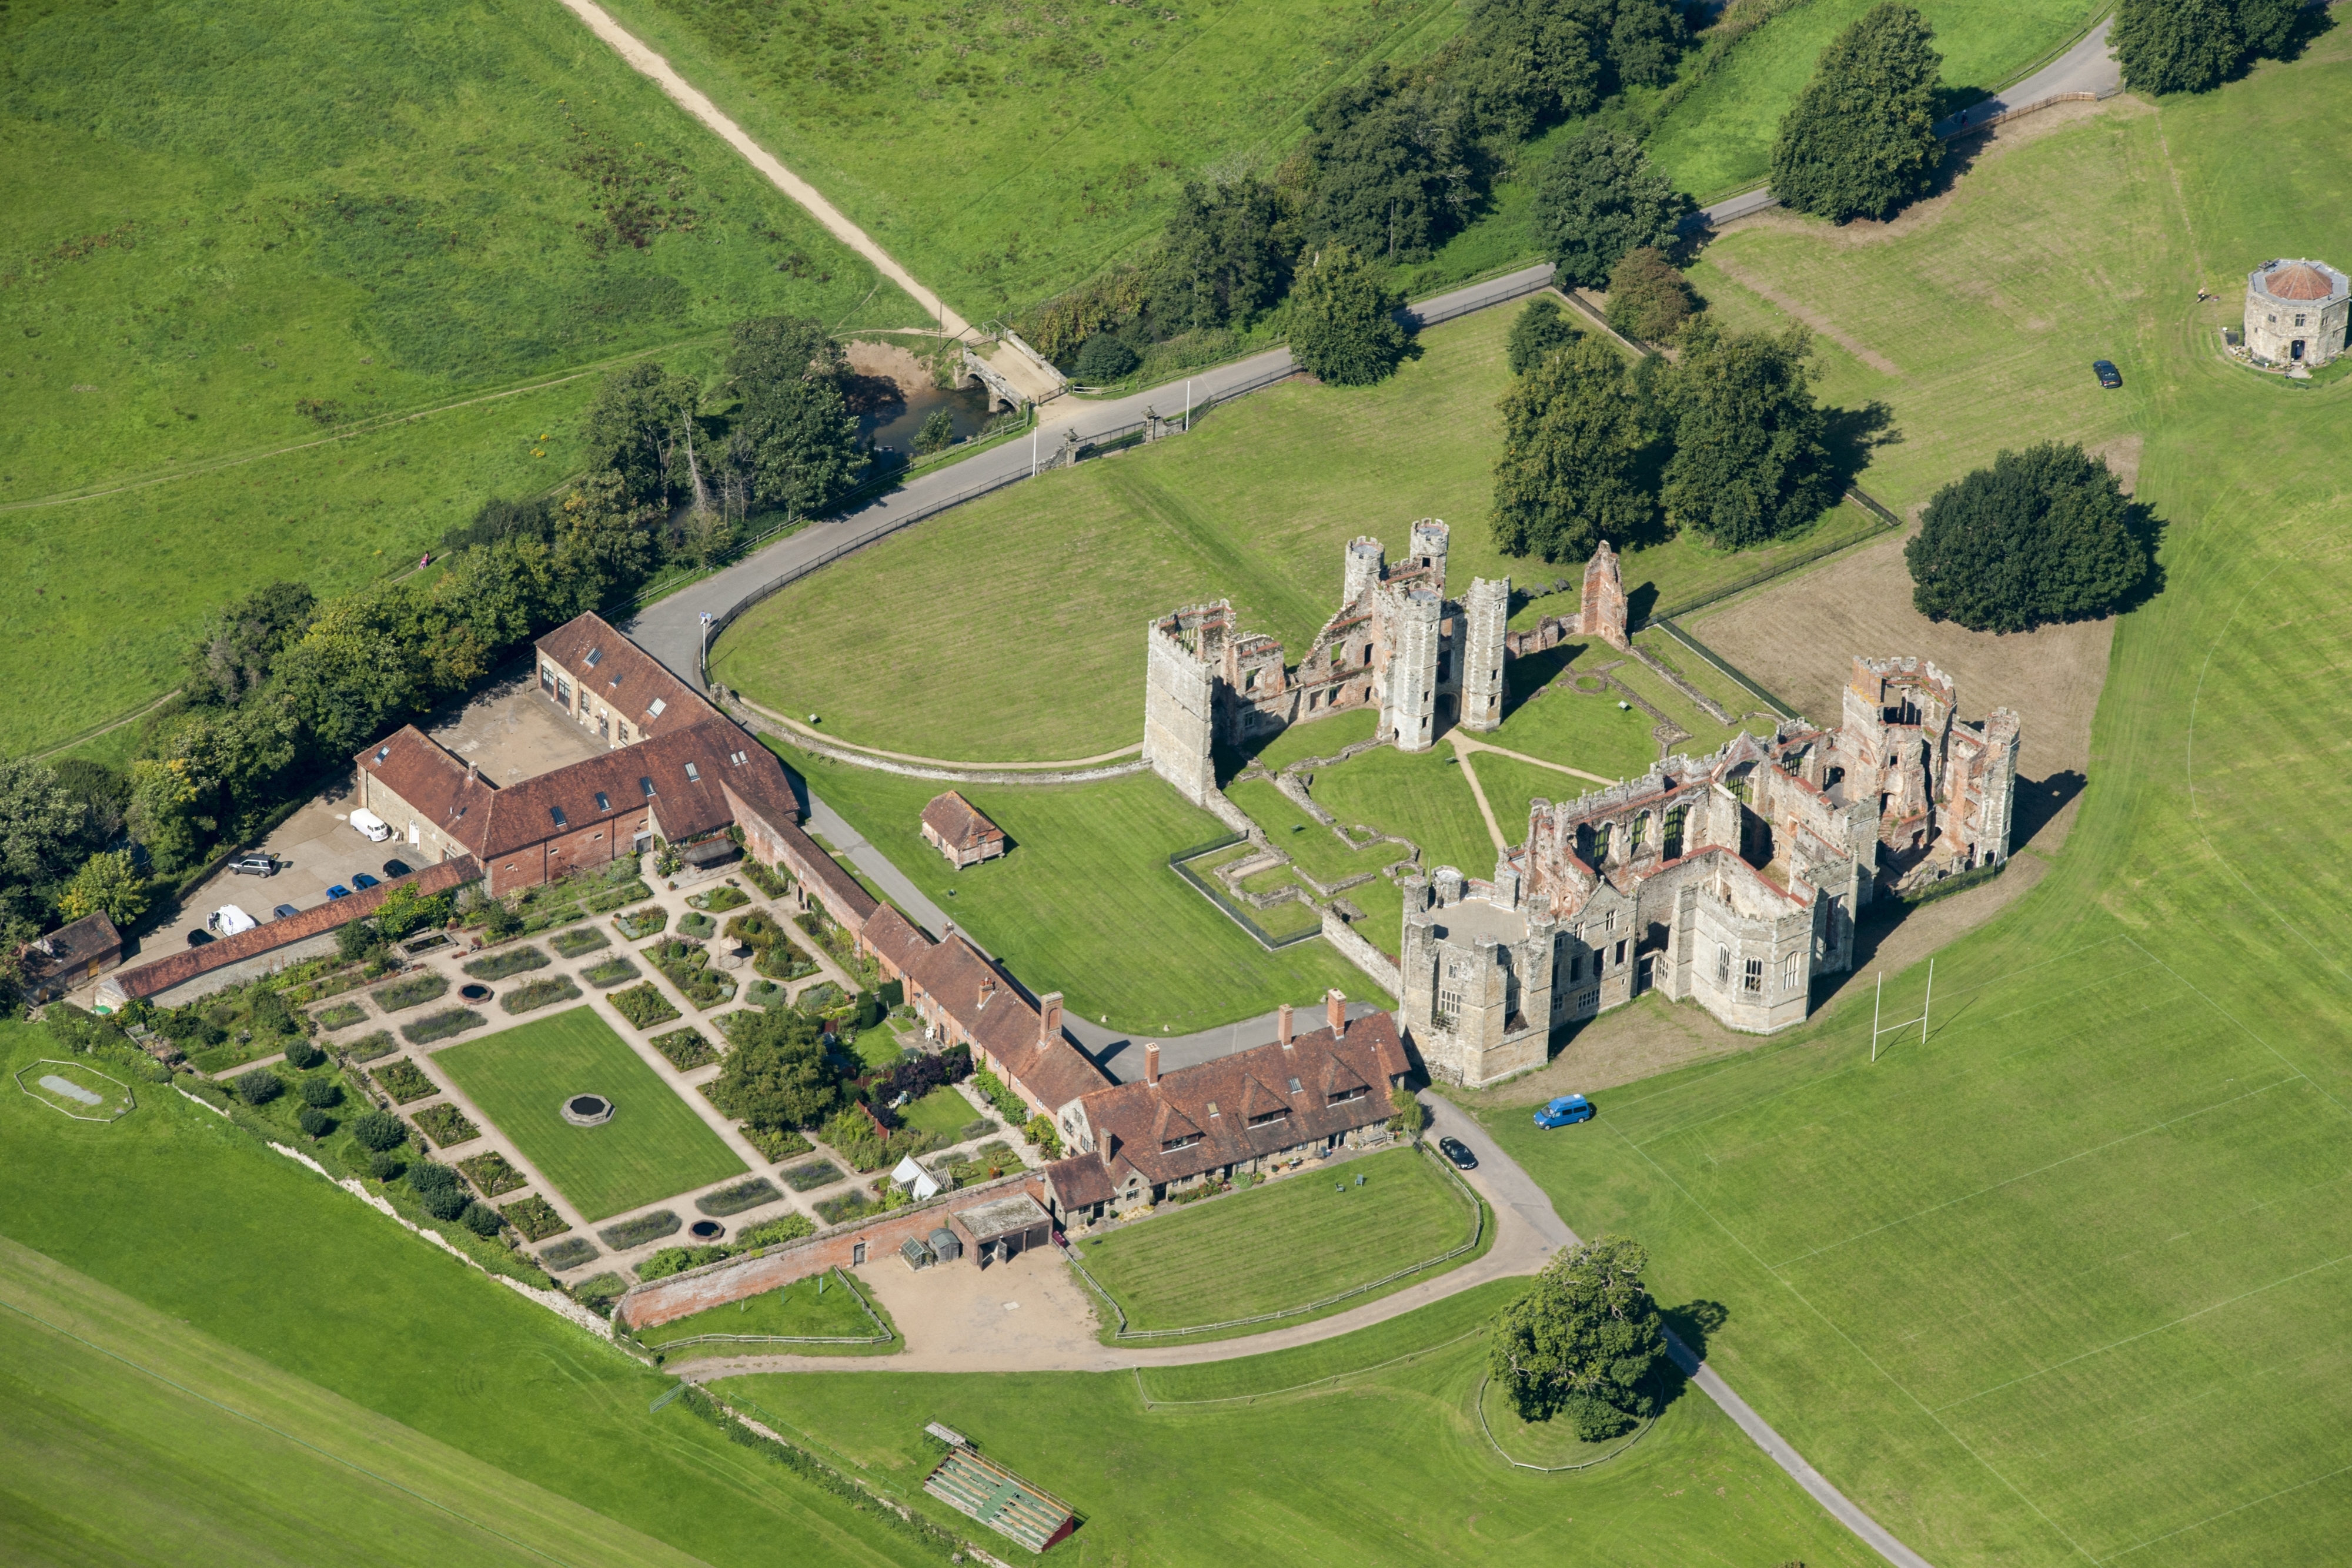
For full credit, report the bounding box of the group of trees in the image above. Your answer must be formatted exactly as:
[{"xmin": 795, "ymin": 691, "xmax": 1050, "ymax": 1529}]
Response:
[
  {"xmin": 1492, "ymin": 1235, "xmax": 1676, "ymax": 1437},
  {"xmin": 1907, "ymin": 443, "xmax": 2151, "ymax": 631},
  {"xmin": 1491, "ymin": 300, "xmax": 1839, "ymax": 563},
  {"xmin": 2115, "ymin": 0, "xmax": 2304, "ymax": 95},
  {"xmin": 1769, "ymin": 4, "xmax": 1945, "ymax": 225}
]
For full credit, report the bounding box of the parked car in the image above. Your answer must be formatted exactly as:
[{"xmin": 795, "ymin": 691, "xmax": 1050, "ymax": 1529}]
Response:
[
  {"xmin": 381, "ymin": 858, "xmax": 413, "ymax": 879},
  {"xmin": 270, "ymin": 904, "xmax": 300, "ymax": 921},
  {"xmin": 325, "ymin": 884, "xmax": 352, "ymax": 901},
  {"xmin": 2092, "ymin": 359, "xmax": 2122, "ymax": 389},
  {"xmin": 185, "ymin": 928, "xmax": 215, "ymax": 947},
  {"xmin": 1534, "ymin": 1094, "xmax": 1595, "ymax": 1129},
  {"xmin": 1437, "ymin": 1136, "xmax": 1478, "ymax": 1170},
  {"xmin": 352, "ymin": 872, "xmax": 380, "ymax": 890},
  {"xmin": 229, "ymin": 854, "xmax": 276, "ymax": 877}
]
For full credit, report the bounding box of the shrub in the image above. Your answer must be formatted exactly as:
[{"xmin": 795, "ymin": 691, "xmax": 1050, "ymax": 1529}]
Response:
[
  {"xmin": 370, "ymin": 972, "xmax": 450, "ymax": 1013},
  {"xmin": 420, "ymin": 1185, "xmax": 471, "ymax": 1222},
  {"xmin": 235, "ymin": 1069, "xmax": 283, "ymax": 1106},
  {"xmin": 462, "ymin": 1201, "xmax": 505, "ymax": 1236},
  {"xmin": 1075, "ymin": 332, "xmax": 1139, "ymax": 383},
  {"xmin": 689, "ymin": 885, "xmax": 749, "ymax": 912},
  {"xmin": 1605, "ymin": 248, "xmax": 1697, "ymax": 344},
  {"xmin": 372, "ymin": 1058, "xmax": 437, "ymax": 1103},
  {"xmin": 503, "ymin": 1195, "xmax": 571, "ymax": 1240},
  {"xmin": 298, "ymin": 1105, "xmax": 334, "ymax": 1138},
  {"xmin": 676, "ymin": 911, "xmax": 716, "ymax": 940},
  {"xmin": 794, "ymin": 981, "xmax": 843, "ymax": 1016},
  {"xmin": 755, "ymin": 939, "xmax": 818, "ymax": 982},
  {"xmin": 734, "ymin": 1212, "xmax": 816, "ymax": 1249},
  {"xmin": 971, "ymin": 1068, "xmax": 1028, "ymax": 1125},
  {"xmin": 647, "ymin": 1027, "xmax": 717, "ymax": 1071},
  {"xmin": 696, "ymin": 1177, "xmax": 783, "ymax": 1218},
  {"xmin": 409, "ymin": 1159, "xmax": 461, "ymax": 1195},
  {"xmin": 457, "ymin": 1151, "xmax": 528, "ymax": 1197},
  {"xmin": 724, "ymin": 910, "xmax": 782, "ymax": 948},
  {"xmin": 1287, "ymin": 245, "xmax": 1408, "ymax": 386},
  {"xmin": 345, "ymin": 1031, "xmax": 397, "ymax": 1062},
  {"xmin": 1505, "ymin": 296, "xmax": 1579, "ymax": 375},
  {"xmin": 911, "ymin": 405, "xmax": 957, "ymax": 455},
  {"xmin": 813, "ymin": 1191, "xmax": 875, "ymax": 1226},
  {"xmin": 581, "ymin": 957, "xmax": 642, "ymax": 989},
  {"xmin": 353, "ymin": 1109, "xmax": 409, "ymax": 1152},
  {"xmin": 614, "ymin": 905, "xmax": 668, "ymax": 939},
  {"xmin": 741, "ymin": 861, "xmax": 789, "ymax": 899},
  {"xmin": 743, "ymin": 979, "xmax": 786, "ymax": 1008},
  {"xmin": 400, "ymin": 1008, "xmax": 485, "ymax": 1046},
  {"xmin": 283, "ymin": 1034, "xmax": 330, "ymax": 1067},
  {"xmin": 611, "ymin": 982, "xmax": 681, "ymax": 1030},
  {"xmin": 412, "ymin": 1103, "xmax": 480, "ymax": 1148},
  {"xmin": 501, "ymin": 975, "xmax": 583, "ymax": 1015},
  {"xmin": 538, "ymin": 1233, "xmax": 597, "ymax": 1269},
  {"xmin": 466, "ymin": 945, "xmax": 550, "ymax": 981},
  {"xmin": 1024, "ymin": 1114, "xmax": 1063, "ymax": 1159},
  {"xmin": 1905, "ymin": 442, "xmax": 2150, "ymax": 632},
  {"xmin": 298, "ymin": 1076, "xmax": 342, "ymax": 1108},
  {"xmin": 480, "ymin": 902, "xmax": 525, "ymax": 940},
  {"xmin": 367, "ymin": 1151, "xmax": 408, "ymax": 1183},
  {"xmin": 550, "ymin": 926, "xmax": 612, "ymax": 959},
  {"xmin": 597, "ymin": 1210, "xmax": 681, "ymax": 1250},
  {"xmin": 636, "ymin": 1244, "xmax": 734, "ymax": 1281},
  {"xmin": 570, "ymin": 1272, "xmax": 631, "ymax": 1315}
]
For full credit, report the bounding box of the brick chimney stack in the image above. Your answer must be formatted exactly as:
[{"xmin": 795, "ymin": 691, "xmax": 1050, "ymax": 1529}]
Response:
[
  {"xmin": 1039, "ymin": 991, "xmax": 1064, "ymax": 1044},
  {"xmin": 978, "ymin": 972, "xmax": 998, "ymax": 1007},
  {"xmin": 1326, "ymin": 989, "xmax": 1347, "ymax": 1037},
  {"xmin": 1278, "ymin": 1002, "xmax": 1294, "ymax": 1049},
  {"xmin": 1145, "ymin": 1042, "xmax": 1161, "ymax": 1086}
]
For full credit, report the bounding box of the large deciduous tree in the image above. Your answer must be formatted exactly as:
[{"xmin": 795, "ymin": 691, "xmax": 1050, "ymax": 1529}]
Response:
[
  {"xmin": 704, "ymin": 1006, "xmax": 842, "ymax": 1131},
  {"xmin": 1605, "ymin": 247, "xmax": 1699, "ymax": 343},
  {"xmin": 2114, "ymin": 0, "xmax": 2247, "ymax": 93},
  {"xmin": 721, "ymin": 313, "xmax": 867, "ymax": 521},
  {"xmin": 1769, "ymin": 4, "xmax": 1944, "ymax": 224},
  {"xmin": 1535, "ymin": 128, "xmax": 1688, "ymax": 289},
  {"xmin": 1491, "ymin": 1235, "xmax": 1673, "ymax": 1436},
  {"xmin": 1287, "ymin": 245, "xmax": 1411, "ymax": 385},
  {"xmin": 1660, "ymin": 320, "xmax": 1836, "ymax": 547},
  {"xmin": 1301, "ymin": 65, "xmax": 1479, "ymax": 266},
  {"xmin": 1491, "ymin": 334, "xmax": 1654, "ymax": 562},
  {"xmin": 581, "ymin": 362, "xmax": 700, "ymax": 512},
  {"xmin": 185, "ymin": 581, "xmax": 316, "ymax": 707},
  {"xmin": 1156, "ymin": 179, "xmax": 1298, "ymax": 333},
  {"xmin": 1906, "ymin": 443, "xmax": 2150, "ymax": 632},
  {"xmin": 1506, "ymin": 295, "xmax": 1581, "ymax": 375},
  {"xmin": 1456, "ymin": 0, "xmax": 1689, "ymax": 141}
]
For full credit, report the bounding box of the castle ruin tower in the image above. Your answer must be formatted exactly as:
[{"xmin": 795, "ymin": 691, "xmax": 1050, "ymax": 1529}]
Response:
[
  {"xmin": 1142, "ymin": 608, "xmax": 1220, "ymax": 807},
  {"xmin": 1342, "ymin": 536, "xmax": 1386, "ymax": 607},
  {"xmin": 1459, "ymin": 575, "xmax": 1509, "ymax": 733},
  {"xmin": 1579, "ymin": 540, "xmax": 1629, "ymax": 650},
  {"xmin": 1409, "ymin": 519, "xmax": 1450, "ymax": 593},
  {"xmin": 1384, "ymin": 587, "xmax": 1444, "ymax": 752}
]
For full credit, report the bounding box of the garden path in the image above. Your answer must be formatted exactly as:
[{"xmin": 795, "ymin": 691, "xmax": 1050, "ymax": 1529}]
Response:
[
  {"xmin": 1447, "ymin": 734, "xmax": 1511, "ymax": 855},
  {"xmin": 1445, "ymin": 731, "xmax": 1615, "ymax": 786},
  {"xmin": 552, "ymin": 0, "xmax": 970, "ymax": 339}
]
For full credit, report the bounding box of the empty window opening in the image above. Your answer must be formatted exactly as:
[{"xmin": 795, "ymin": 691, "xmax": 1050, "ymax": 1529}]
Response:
[
  {"xmin": 1743, "ymin": 958, "xmax": 1763, "ymax": 994},
  {"xmin": 594, "ymin": 792, "xmax": 610, "ymax": 812}
]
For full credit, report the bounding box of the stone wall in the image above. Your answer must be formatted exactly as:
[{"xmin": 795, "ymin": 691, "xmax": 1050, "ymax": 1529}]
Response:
[
  {"xmin": 1144, "ymin": 611, "xmax": 1219, "ymax": 807},
  {"xmin": 1321, "ymin": 907, "xmax": 1403, "ymax": 999},
  {"xmin": 1460, "ymin": 576, "xmax": 1509, "ymax": 733}
]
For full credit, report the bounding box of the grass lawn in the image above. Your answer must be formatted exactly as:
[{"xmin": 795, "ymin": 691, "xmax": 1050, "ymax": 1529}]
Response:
[
  {"xmin": 1464, "ymin": 751, "xmax": 1597, "ymax": 851},
  {"xmin": 1337, "ymin": 871, "xmax": 1407, "ymax": 959},
  {"xmin": 587, "ymin": 0, "xmax": 1465, "ymax": 320},
  {"xmin": 1307, "ymin": 744, "xmax": 1499, "ymax": 880},
  {"xmin": 1074, "ymin": 1146, "xmax": 1478, "ymax": 1339},
  {"xmin": 790, "ymin": 748, "xmax": 1381, "ymax": 1033},
  {"xmin": 1224, "ymin": 776, "xmax": 1408, "ymax": 885},
  {"xmin": 434, "ymin": 1008, "xmax": 745, "ymax": 1221},
  {"xmin": 0, "ymin": 0, "xmax": 913, "ymax": 754},
  {"xmin": 896, "ymin": 1085, "xmax": 979, "ymax": 1141},
  {"xmin": 0, "ymin": 1238, "xmax": 704, "ymax": 1567},
  {"xmin": 1241, "ymin": 705, "xmax": 1382, "ymax": 771},
  {"xmin": 1492, "ymin": 661, "xmax": 1671, "ymax": 781},
  {"xmin": 0, "ymin": 1022, "xmax": 943, "ymax": 1568},
  {"xmin": 638, "ymin": 1271, "xmax": 895, "ymax": 1361},
  {"xmin": 1472, "ymin": 49, "xmax": 2352, "ymax": 1566},
  {"xmin": 716, "ymin": 1283, "xmax": 1882, "ymax": 1567}
]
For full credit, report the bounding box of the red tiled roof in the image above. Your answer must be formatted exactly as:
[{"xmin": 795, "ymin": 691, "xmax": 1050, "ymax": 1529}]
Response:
[
  {"xmin": 1077, "ymin": 1014, "xmax": 1411, "ymax": 1188},
  {"xmin": 1042, "ymin": 1150, "xmax": 1116, "ymax": 1211},
  {"xmin": 358, "ymin": 726, "xmax": 495, "ymax": 855},
  {"xmin": 770, "ymin": 813, "xmax": 880, "ymax": 927},
  {"xmin": 2265, "ymin": 263, "xmax": 2337, "ymax": 302},
  {"xmin": 535, "ymin": 611, "xmax": 711, "ymax": 737},
  {"xmin": 108, "ymin": 857, "xmax": 481, "ymax": 1001},
  {"xmin": 921, "ymin": 791, "xmax": 1004, "ymax": 852},
  {"xmin": 904, "ymin": 934, "xmax": 1110, "ymax": 1112},
  {"xmin": 861, "ymin": 904, "xmax": 934, "ymax": 979}
]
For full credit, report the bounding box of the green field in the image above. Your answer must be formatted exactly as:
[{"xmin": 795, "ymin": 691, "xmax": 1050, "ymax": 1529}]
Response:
[
  {"xmin": 1308, "ymin": 744, "xmax": 1500, "ymax": 878},
  {"xmin": 1224, "ymin": 775, "xmax": 1410, "ymax": 885},
  {"xmin": 791, "ymin": 748, "xmax": 1378, "ymax": 1033},
  {"xmin": 0, "ymin": 1237, "xmax": 706, "ymax": 1567},
  {"xmin": 717, "ymin": 1282, "xmax": 1882, "ymax": 1566},
  {"xmin": 0, "ymin": 0, "xmax": 914, "ymax": 753},
  {"xmin": 1074, "ymin": 1146, "xmax": 1478, "ymax": 1338},
  {"xmin": 0, "ymin": 1022, "xmax": 941, "ymax": 1567},
  {"xmin": 435, "ymin": 1008, "xmax": 746, "ymax": 1221},
  {"xmin": 637, "ymin": 1270, "xmax": 894, "ymax": 1360},
  {"xmin": 590, "ymin": 0, "xmax": 1465, "ymax": 319},
  {"xmin": 897, "ymin": 1084, "xmax": 981, "ymax": 1139},
  {"xmin": 1471, "ymin": 45, "xmax": 2352, "ymax": 1566}
]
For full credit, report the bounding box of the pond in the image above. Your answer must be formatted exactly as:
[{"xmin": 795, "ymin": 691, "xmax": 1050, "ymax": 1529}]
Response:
[{"xmin": 857, "ymin": 377, "xmax": 994, "ymax": 463}]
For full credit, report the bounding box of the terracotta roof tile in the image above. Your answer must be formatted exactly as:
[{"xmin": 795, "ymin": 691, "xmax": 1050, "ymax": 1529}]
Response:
[
  {"xmin": 920, "ymin": 791, "xmax": 1005, "ymax": 852},
  {"xmin": 534, "ymin": 612, "xmax": 711, "ymax": 737},
  {"xmin": 2263, "ymin": 262, "xmax": 2339, "ymax": 302}
]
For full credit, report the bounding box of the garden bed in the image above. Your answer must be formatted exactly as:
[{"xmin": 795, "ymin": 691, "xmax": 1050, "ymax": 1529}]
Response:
[
  {"xmin": 370, "ymin": 972, "xmax": 449, "ymax": 1014},
  {"xmin": 580, "ymin": 957, "xmax": 642, "ymax": 989},
  {"xmin": 812, "ymin": 1191, "xmax": 875, "ymax": 1226},
  {"xmin": 597, "ymin": 1210, "xmax": 680, "ymax": 1251},
  {"xmin": 740, "ymin": 861, "xmax": 790, "ymax": 899},
  {"xmin": 687, "ymin": 885, "xmax": 749, "ymax": 912},
  {"xmin": 371, "ymin": 1059, "xmax": 437, "ymax": 1104},
  {"xmin": 614, "ymin": 905, "xmax": 668, "ymax": 940},
  {"xmin": 343, "ymin": 1031, "xmax": 398, "ymax": 1063},
  {"xmin": 458, "ymin": 1151, "xmax": 528, "ymax": 1198},
  {"xmin": 794, "ymin": 982, "xmax": 844, "ymax": 1017},
  {"xmin": 781, "ymin": 1159, "xmax": 844, "ymax": 1192},
  {"xmin": 313, "ymin": 1002, "xmax": 368, "ymax": 1031},
  {"xmin": 550, "ymin": 927, "xmax": 612, "ymax": 960},
  {"xmin": 743, "ymin": 979, "xmax": 786, "ymax": 1008},
  {"xmin": 400, "ymin": 1008, "xmax": 484, "ymax": 1047},
  {"xmin": 412, "ymin": 1103, "xmax": 480, "ymax": 1149},
  {"xmin": 611, "ymin": 983, "xmax": 681, "ymax": 1031},
  {"xmin": 676, "ymin": 911, "xmax": 717, "ymax": 941},
  {"xmin": 649, "ymin": 940, "xmax": 735, "ymax": 1008},
  {"xmin": 465, "ymin": 945, "xmax": 550, "ymax": 982},
  {"xmin": 694, "ymin": 1177, "xmax": 783, "ymax": 1218},
  {"xmin": 647, "ymin": 1027, "xmax": 716, "ymax": 1071},
  {"xmin": 504, "ymin": 1197, "xmax": 572, "ymax": 1244},
  {"xmin": 743, "ymin": 1125, "xmax": 813, "ymax": 1161},
  {"xmin": 500, "ymin": 976, "xmax": 582, "ymax": 1015}
]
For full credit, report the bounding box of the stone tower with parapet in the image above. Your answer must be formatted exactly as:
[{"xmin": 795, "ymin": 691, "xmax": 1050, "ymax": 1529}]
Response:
[
  {"xmin": 1381, "ymin": 586, "xmax": 1444, "ymax": 751},
  {"xmin": 1142, "ymin": 604, "xmax": 1222, "ymax": 807},
  {"xmin": 1398, "ymin": 864, "xmax": 1555, "ymax": 1087},
  {"xmin": 1580, "ymin": 540, "xmax": 1629, "ymax": 650},
  {"xmin": 1459, "ymin": 575, "xmax": 1509, "ymax": 731}
]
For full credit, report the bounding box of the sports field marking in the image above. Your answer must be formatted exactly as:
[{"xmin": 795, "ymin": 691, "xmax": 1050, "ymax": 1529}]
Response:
[
  {"xmin": 1765, "ymin": 1074, "xmax": 2304, "ymax": 1271},
  {"xmin": 2124, "ymin": 936, "xmax": 2352, "ymax": 1121},
  {"xmin": 2101, "ymin": 1456, "xmax": 2352, "ymax": 1562},
  {"xmin": 1933, "ymin": 1245, "xmax": 2352, "ymax": 1416}
]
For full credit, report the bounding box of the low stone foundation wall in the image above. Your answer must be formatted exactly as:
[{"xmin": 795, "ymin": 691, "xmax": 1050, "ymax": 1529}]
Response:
[{"xmin": 614, "ymin": 1171, "xmax": 1051, "ymax": 1331}]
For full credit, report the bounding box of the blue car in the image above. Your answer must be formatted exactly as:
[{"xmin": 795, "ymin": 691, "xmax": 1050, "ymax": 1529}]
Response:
[
  {"xmin": 325, "ymin": 884, "xmax": 352, "ymax": 901},
  {"xmin": 352, "ymin": 872, "xmax": 380, "ymax": 890},
  {"xmin": 1534, "ymin": 1094, "xmax": 1595, "ymax": 1129}
]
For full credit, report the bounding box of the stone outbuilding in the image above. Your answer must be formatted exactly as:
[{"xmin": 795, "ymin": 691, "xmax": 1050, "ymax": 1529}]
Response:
[
  {"xmin": 2244, "ymin": 259, "xmax": 2350, "ymax": 367},
  {"xmin": 20, "ymin": 911, "xmax": 123, "ymax": 1004},
  {"xmin": 919, "ymin": 790, "xmax": 1007, "ymax": 868}
]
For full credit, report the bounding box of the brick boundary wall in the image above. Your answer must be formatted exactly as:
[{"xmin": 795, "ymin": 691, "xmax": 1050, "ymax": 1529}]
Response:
[{"xmin": 614, "ymin": 1170, "xmax": 1051, "ymax": 1331}]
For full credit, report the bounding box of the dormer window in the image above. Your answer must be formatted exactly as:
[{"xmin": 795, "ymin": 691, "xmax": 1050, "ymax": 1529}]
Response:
[
  {"xmin": 1162, "ymin": 1134, "xmax": 1201, "ymax": 1152},
  {"xmin": 683, "ymin": 761, "xmax": 701, "ymax": 783},
  {"xmin": 1248, "ymin": 1108, "xmax": 1288, "ymax": 1128},
  {"xmin": 639, "ymin": 777, "xmax": 656, "ymax": 798},
  {"xmin": 1328, "ymin": 1087, "xmax": 1365, "ymax": 1104}
]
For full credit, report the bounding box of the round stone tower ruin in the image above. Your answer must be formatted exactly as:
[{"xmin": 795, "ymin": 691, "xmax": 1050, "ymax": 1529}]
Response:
[{"xmin": 2244, "ymin": 259, "xmax": 2350, "ymax": 368}]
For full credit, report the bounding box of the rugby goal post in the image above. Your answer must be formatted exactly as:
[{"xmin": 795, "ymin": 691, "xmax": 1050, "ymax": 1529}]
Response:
[{"xmin": 1869, "ymin": 958, "xmax": 1933, "ymax": 1064}]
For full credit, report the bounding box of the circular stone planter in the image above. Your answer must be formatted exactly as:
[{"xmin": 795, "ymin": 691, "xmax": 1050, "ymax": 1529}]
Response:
[
  {"xmin": 689, "ymin": 1219, "xmax": 725, "ymax": 1241},
  {"xmin": 560, "ymin": 1094, "xmax": 614, "ymax": 1127},
  {"xmin": 459, "ymin": 983, "xmax": 492, "ymax": 1002}
]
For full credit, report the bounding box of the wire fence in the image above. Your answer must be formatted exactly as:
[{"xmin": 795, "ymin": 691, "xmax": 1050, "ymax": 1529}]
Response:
[
  {"xmin": 1168, "ymin": 837, "xmax": 1325, "ymax": 953},
  {"xmin": 1064, "ymin": 1140, "xmax": 1486, "ymax": 1342},
  {"xmin": 1648, "ymin": 619, "xmax": 1797, "ymax": 721},
  {"xmin": 1474, "ymin": 1375, "xmax": 1658, "ymax": 1473}
]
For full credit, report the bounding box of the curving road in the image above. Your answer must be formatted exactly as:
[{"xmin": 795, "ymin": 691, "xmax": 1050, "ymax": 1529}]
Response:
[{"xmin": 680, "ymin": 1098, "xmax": 1934, "ymax": 1567}]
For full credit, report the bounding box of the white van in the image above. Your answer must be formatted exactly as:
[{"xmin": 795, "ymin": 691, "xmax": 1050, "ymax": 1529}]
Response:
[{"xmin": 349, "ymin": 808, "xmax": 394, "ymax": 843}]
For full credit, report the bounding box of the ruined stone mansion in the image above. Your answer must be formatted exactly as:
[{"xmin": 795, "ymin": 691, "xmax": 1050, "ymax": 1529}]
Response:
[{"xmin": 1141, "ymin": 530, "xmax": 2020, "ymax": 1086}]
